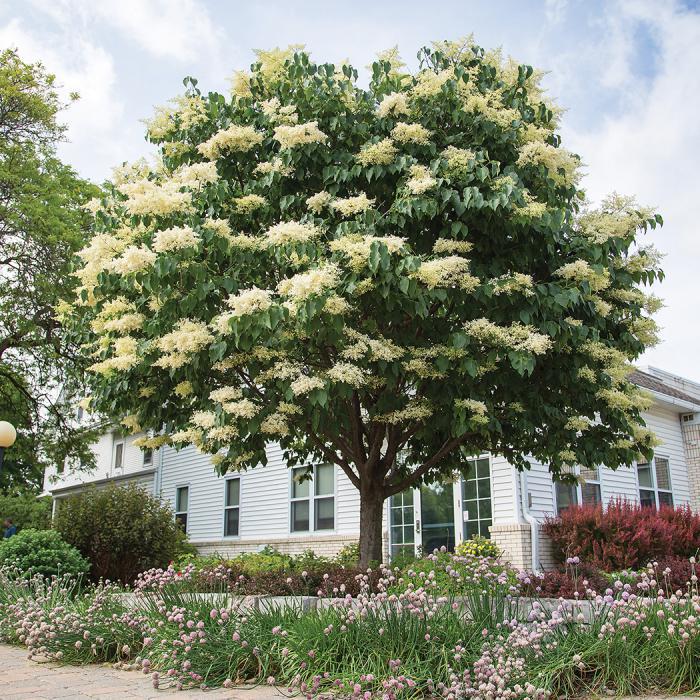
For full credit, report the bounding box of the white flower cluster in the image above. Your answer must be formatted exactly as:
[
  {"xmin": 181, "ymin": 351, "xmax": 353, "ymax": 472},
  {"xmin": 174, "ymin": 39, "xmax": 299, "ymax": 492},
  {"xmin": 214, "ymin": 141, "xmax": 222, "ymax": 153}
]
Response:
[
  {"xmin": 306, "ymin": 191, "xmax": 333, "ymax": 214},
  {"xmin": 254, "ymin": 157, "xmax": 293, "ymax": 177},
  {"xmin": 171, "ymin": 162, "xmax": 219, "ymax": 188},
  {"xmin": 118, "ymin": 179, "xmax": 193, "ymax": 217},
  {"xmin": 290, "ymin": 375, "xmax": 325, "ymax": 396},
  {"xmin": 330, "ymin": 235, "xmax": 405, "ymax": 272},
  {"xmin": 152, "ymin": 226, "xmax": 200, "ymax": 253},
  {"xmin": 277, "ymin": 264, "xmax": 340, "ymax": 303},
  {"xmin": 265, "ymin": 221, "xmax": 322, "ymax": 246},
  {"xmin": 406, "ymin": 165, "xmax": 437, "ymax": 195},
  {"xmin": 554, "ymin": 260, "xmax": 610, "ymax": 292},
  {"xmin": 375, "ymin": 399, "xmax": 433, "ymax": 424},
  {"xmin": 465, "ymin": 318, "xmax": 552, "ymax": 355},
  {"xmin": 232, "ymin": 194, "xmax": 266, "ymax": 214},
  {"xmin": 356, "ymin": 138, "xmax": 397, "ymax": 166},
  {"xmin": 516, "ymin": 141, "xmax": 579, "ymax": 186},
  {"xmin": 414, "ymin": 256, "xmax": 476, "ymax": 290},
  {"xmin": 433, "ymin": 239, "xmax": 473, "ymax": 255},
  {"xmin": 376, "ymin": 92, "xmax": 409, "ymax": 118},
  {"xmin": 326, "ymin": 362, "xmax": 368, "ymax": 387},
  {"xmin": 260, "ymin": 97, "xmax": 298, "ymax": 124},
  {"xmin": 154, "ymin": 320, "xmax": 214, "ymax": 369},
  {"xmin": 341, "ymin": 328, "xmax": 404, "ymax": 362},
  {"xmin": 490, "ymin": 273, "xmax": 534, "ymax": 297},
  {"xmin": 391, "ymin": 122, "xmax": 431, "ymax": 145},
  {"xmin": 330, "ymin": 193, "xmax": 375, "ymax": 217},
  {"xmin": 110, "ymin": 245, "xmax": 157, "ymax": 276},
  {"xmin": 198, "ymin": 125, "xmax": 264, "ymax": 160},
  {"xmin": 442, "ymin": 146, "xmax": 476, "ymax": 178},
  {"xmin": 273, "ymin": 121, "xmax": 327, "ymax": 149},
  {"xmin": 226, "ymin": 287, "xmax": 273, "ymax": 317},
  {"xmin": 411, "ymin": 68, "xmax": 454, "ymax": 99}
]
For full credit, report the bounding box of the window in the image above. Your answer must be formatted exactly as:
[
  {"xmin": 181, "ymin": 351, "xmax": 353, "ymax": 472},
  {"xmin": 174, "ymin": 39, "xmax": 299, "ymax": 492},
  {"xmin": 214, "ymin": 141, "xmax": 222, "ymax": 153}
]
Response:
[
  {"xmin": 175, "ymin": 486, "xmax": 189, "ymax": 532},
  {"xmin": 580, "ymin": 467, "xmax": 601, "ymax": 506},
  {"xmin": 290, "ymin": 465, "xmax": 335, "ymax": 532},
  {"xmin": 638, "ymin": 455, "xmax": 673, "ymax": 509},
  {"xmin": 224, "ymin": 478, "xmax": 240, "ymax": 537},
  {"xmin": 555, "ymin": 466, "xmax": 601, "ymax": 514},
  {"xmin": 143, "ymin": 448, "xmax": 153, "ymax": 467},
  {"xmin": 114, "ymin": 442, "xmax": 124, "ymax": 469},
  {"xmin": 389, "ymin": 489, "xmax": 415, "ymax": 559},
  {"xmin": 461, "ymin": 456, "xmax": 492, "ymax": 539}
]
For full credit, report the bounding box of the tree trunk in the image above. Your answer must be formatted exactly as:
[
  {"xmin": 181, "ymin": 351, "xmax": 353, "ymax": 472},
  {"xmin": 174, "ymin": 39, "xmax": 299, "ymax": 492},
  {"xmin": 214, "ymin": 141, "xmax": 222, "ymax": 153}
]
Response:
[{"xmin": 358, "ymin": 485, "xmax": 385, "ymax": 569}]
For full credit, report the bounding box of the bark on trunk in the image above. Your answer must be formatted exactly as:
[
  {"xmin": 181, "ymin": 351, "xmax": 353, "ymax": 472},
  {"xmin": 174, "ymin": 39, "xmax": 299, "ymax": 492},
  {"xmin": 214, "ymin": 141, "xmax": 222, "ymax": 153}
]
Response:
[{"xmin": 359, "ymin": 485, "xmax": 385, "ymax": 568}]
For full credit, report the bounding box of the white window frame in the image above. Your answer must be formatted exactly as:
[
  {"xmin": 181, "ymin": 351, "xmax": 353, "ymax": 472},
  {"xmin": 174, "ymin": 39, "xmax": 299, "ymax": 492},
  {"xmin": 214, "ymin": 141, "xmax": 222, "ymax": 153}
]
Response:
[
  {"xmin": 175, "ymin": 484, "xmax": 190, "ymax": 533},
  {"xmin": 554, "ymin": 466, "xmax": 602, "ymax": 515},
  {"xmin": 142, "ymin": 447, "xmax": 153, "ymax": 467},
  {"xmin": 113, "ymin": 441, "xmax": 124, "ymax": 470},
  {"xmin": 289, "ymin": 464, "xmax": 335, "ymax": 534},
  {"xmin": 636, "ymin": 454, "xmax": 673, "ymax": 509},
  {"xmin": 459, "ymin": 454, "xmax": 494, "ymax": 541},
  {"xmin": 223, "ymin": 476, "xmax": 241, "ymax": 538}
]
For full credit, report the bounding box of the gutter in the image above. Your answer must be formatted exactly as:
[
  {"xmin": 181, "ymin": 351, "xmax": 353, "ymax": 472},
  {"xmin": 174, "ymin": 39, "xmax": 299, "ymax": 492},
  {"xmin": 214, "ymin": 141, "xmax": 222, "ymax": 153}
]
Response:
[
  {"xmin": 644, "ymin": 389, "xmax": 700, "ymax": 413},
  {"xmin": 48, "ymin": 468, "xmax": 156, "ymax": 495},
  {"xmin": 519, "ymin": 469, "xmax": 539, "ymax": 573},
  {"xmin": 154, "ymin": 445, "xmax": 164, "ymax": 499}
]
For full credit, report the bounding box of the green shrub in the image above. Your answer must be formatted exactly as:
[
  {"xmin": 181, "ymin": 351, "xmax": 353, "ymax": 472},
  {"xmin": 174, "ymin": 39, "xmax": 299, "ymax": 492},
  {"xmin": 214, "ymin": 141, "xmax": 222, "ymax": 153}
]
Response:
[
  {"xmin": 0, "ymin": 493, "xmax": 52, "ymax": 532},
  {"xmin": 54, "ymin": 483, "xmax": 192, "ymax": 583},
  {"xmin": 0, "ymin": 528, "xmax": 89, "ymax": 578},
  {"xmin": 455, "ymin": 535, "xmax": 502, "ymax": 559},
  {"xmin": 334, "ymin": 542, "xmax": 360, "ymax": 567}
]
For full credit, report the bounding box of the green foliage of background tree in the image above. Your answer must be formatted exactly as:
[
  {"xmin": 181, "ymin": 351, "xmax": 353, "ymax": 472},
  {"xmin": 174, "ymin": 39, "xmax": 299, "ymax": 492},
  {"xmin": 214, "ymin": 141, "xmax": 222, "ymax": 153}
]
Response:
[
  {"xmin": 65, "ymin": 39, "xmax": 664, "ymax": 566},
  {"xmin": 0, "ymin": 492, "xmax": 51, "ymax": 532},
  {"xmin": 0, "ymin": 49, "xmax": 100, "ymax": 492},
  {"xmin": 54, "ymin": 483, "xmax": 193, "ymax": 582}
]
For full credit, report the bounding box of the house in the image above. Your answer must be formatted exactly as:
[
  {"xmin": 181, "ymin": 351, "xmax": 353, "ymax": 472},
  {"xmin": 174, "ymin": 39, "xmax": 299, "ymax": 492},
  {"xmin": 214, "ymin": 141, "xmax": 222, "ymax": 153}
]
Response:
[{"xmin": 42, "ymin": 366, "xmax": 700, "ymax": 570}]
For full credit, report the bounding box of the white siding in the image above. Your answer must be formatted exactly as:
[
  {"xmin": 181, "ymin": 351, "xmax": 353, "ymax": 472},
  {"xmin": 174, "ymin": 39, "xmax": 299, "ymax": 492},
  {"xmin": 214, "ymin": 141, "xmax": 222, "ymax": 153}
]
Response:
[
  {"xmin": 159, "ymin": 442, "xmax": 362, "ymax": 547},
  {"xmin": 44, "ymin": 429, "xmax": 156, "ymax": 496},
  {"xmin": 491, "ymin": 454, "xmax": 519, "ymax": 524},
  {"xmin": 642, "ymin": 404, "xmax": 691, "ymax": 506}
]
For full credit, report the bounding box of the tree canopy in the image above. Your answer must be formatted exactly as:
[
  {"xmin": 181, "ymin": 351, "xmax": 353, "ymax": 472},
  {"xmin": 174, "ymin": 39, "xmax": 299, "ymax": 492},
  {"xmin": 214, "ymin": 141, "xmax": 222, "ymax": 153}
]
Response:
[
  {"xmin": 0, "ymin": 49, "xmax": 99, "ymax": 490},
  {"xmin": 64, "ymin": 40, "xmax": 663, "ymax": 563}
]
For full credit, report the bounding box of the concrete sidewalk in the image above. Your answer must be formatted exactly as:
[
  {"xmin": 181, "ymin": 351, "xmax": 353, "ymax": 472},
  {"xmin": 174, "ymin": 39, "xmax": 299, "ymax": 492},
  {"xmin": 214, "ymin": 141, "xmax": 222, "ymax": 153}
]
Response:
[{"xmin": 0, "ymin": 644, "xmax": 281, "ymax": 699}]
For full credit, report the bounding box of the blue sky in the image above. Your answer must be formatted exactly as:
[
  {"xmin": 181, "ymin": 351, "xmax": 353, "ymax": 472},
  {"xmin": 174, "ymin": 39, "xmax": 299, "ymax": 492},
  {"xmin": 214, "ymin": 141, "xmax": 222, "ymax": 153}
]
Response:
[{"xmin": 2, "ymin": 0, "xmax": 699, "ymax": 381}]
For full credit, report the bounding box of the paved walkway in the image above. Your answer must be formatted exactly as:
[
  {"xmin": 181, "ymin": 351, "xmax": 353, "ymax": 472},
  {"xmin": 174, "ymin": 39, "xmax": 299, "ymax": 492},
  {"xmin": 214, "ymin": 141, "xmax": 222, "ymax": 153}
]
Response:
[
  {"xmin": 0, "ymin": 645, "xmax": 281, "ymax": 699},
  {"xmin": 1, "ymin": 644, "xmax": 697, "ymax": 699}
]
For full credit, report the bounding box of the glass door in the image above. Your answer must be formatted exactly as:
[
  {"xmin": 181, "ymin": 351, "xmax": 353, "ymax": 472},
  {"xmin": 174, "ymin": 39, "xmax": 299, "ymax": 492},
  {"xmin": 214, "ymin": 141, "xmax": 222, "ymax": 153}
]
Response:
[
  {"xmin": 461, "ymin": 456, "xmax": 492, "ymax": 539},
  {"xmin": 419, "ymin": 482, "xmax": 456, "ymax": 553}
]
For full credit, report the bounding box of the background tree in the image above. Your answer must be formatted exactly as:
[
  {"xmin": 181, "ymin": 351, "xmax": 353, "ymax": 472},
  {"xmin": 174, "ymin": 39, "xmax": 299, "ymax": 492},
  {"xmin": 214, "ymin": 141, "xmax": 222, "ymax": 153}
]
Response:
[
  {"xmin": 65, "ymin": 40, "xmax": 663, "ymax": 565},
  {"xmin": 0, "ymin": 49, "xmax": 100, "ymax": 491}
]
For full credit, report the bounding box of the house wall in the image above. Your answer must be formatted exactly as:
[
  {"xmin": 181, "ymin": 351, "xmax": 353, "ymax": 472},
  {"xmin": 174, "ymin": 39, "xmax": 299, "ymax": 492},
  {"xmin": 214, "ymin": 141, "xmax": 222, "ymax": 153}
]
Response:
[
  {"xmin": 489, "ymin": 402, "xmax": 693, "ymax": 570},
  {"xmin": 43, "ymin": 429, "xmax": 156, "ymax": 496},
  {"xmin": 158, "ymin": 442, "xmax": 361, "ymax": 557}
]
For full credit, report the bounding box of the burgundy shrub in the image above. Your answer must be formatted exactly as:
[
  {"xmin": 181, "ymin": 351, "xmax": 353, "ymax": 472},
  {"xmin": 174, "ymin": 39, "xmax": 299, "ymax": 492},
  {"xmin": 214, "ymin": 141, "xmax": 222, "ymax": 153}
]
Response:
[{"xmin": 542, "ymin": 501, "xmax": 700, "ymax": 572}]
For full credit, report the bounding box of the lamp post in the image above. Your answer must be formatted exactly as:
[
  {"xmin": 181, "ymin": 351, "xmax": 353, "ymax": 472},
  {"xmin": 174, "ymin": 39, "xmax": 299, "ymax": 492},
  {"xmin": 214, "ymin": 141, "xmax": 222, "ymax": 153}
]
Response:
[{"xmin": 0, "ymin": 421, "xmax": 17, "ymax": 475}]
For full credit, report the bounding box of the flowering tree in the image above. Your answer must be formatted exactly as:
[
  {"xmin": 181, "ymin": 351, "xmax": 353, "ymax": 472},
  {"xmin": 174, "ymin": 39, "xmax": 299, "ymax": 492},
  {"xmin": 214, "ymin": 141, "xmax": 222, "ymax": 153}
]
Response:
[{"xmin": 64, "ymin": 40, "xmax": 664, "ymax": 566}]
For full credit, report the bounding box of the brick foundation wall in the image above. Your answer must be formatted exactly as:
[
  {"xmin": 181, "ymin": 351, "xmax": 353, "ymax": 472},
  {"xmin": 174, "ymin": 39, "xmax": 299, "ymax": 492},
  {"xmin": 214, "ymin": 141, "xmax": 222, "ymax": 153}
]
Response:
[
  {"xmin": 682, "ymin": 420, "xmax": 700, "ymax": 513},
  {"xmin": 489, "ymin": 523, "xmax": 532, "ymax": 570},
  {"xmin": 194, "ymin": 534, "xmax": 358, "ymax": 558}
]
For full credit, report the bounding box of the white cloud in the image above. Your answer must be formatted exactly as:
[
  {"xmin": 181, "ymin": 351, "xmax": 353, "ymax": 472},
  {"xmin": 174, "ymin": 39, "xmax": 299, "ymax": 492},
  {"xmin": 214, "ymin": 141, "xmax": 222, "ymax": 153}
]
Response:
[
  {"xmin": 30, "ymin": 0, "xmax": 224, "ymax": 64},
  {"xmin": 0, "ymin": 17, "xmax": 138, "ymax": 181},
  {"xmin": 562, "ymin": 0, "xmax": 700, "ymax": 380}
]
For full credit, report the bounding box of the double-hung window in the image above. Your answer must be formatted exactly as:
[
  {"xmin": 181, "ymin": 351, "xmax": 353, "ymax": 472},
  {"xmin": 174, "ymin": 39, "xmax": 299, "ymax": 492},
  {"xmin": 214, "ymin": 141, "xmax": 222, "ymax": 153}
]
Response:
[
  {"xmin": 175, "ymin": 486, "xmax": 189, "ymax": 532},
  {"xmin": 555, "ymin": 466, "xmax": 602, "ymax": 514},
  {"xmin": 224, "ymin": 478, "xmax": 240, "ymax": 537},
  {"xmin": 114, "ymin": 442, "xmax": 124, "ymax": 469},
  {"xmin": 143, "ymin": 447, "xmax": 153, "ymax": 467},
  {"xmin": 638, "ymin": 455, "xmax": 673, "ymax": 508},
  {"xmin": 291, "ymin": 464, "xmax": 335, "ymax": 532}
]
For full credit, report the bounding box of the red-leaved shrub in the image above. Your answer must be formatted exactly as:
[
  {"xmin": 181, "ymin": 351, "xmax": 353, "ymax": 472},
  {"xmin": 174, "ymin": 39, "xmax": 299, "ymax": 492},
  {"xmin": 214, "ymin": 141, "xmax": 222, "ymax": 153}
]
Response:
[{"xmin": 542, "ymin": 501, "xmax": 700, "ymax": 572}]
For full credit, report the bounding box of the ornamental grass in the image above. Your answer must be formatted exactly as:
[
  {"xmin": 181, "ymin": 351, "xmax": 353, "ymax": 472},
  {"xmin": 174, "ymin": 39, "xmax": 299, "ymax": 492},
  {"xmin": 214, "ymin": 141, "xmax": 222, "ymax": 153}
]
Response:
[{"xmin": 1, "ymin": 551, "xmax": 700, "ymax": 698}]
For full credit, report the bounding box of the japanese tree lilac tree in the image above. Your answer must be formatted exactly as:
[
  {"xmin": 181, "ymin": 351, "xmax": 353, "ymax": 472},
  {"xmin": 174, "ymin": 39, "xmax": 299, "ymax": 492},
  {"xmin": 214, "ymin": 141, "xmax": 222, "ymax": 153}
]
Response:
[{"xmin": 64, "ymin": 40, "xmax": 664, "ymax": 566}]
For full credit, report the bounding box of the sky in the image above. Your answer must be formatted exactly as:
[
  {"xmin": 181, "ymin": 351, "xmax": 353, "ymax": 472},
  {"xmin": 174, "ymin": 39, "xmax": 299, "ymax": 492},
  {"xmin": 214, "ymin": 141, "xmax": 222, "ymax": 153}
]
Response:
[{"xmin": 1, "ymin": 0, "xmax": 699, "ymax": 381}]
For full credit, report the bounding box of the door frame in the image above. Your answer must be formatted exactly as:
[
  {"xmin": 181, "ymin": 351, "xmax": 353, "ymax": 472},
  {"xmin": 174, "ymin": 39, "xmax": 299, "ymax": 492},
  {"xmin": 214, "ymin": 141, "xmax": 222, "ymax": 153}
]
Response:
[{"xmin": 388, "ymin": 454, "xmax": 494, "ymax": 558}]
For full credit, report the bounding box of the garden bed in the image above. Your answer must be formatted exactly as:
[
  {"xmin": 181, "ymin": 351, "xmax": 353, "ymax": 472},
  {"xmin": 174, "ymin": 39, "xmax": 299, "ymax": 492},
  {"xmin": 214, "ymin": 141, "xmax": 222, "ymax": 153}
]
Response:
[{"xmin": 2, "ymin": 550, "xmax": 699, "ymax": 699}]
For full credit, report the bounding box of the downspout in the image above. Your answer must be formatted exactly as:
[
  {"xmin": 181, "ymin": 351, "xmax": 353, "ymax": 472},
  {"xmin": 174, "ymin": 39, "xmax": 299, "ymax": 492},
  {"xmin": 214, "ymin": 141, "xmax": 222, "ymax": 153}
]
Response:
[
  {"xmin": 519, "ymin": 470, "xmax": 539, "ymax": 572},
  {"xmin": 154, "ymin": 445, "xmax": 164, "ymax": 500}
]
